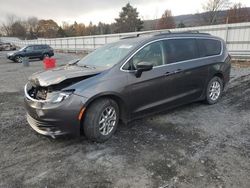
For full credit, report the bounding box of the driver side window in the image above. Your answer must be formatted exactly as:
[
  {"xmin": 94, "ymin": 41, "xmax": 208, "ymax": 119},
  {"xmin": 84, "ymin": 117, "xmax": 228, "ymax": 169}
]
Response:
[
  {"xmin": 125, "ymin": 41, "xmax": 164, "ymax": 70},
  {"xmin": 25, "ymin": 46, "xmax": 33, "ymax": 51}
]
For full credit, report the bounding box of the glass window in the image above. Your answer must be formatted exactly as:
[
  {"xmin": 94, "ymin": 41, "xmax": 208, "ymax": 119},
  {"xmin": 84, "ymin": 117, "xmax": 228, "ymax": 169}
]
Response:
[
  {"xmin": 34, "ymin": 46, "xmax": 41, "ymax": 50},
  {"xmin": 197, "ymin": 39, "xmax": 221, "ymax": 57},
  {"xmin": 129, "ymin": 41, "xmax": 164, "ymax": 69},
  {"xmin": 163, "ymin": 39, "xmax": 199, "ymax": 64},
  {"xmin": 25, "ymin": 46, "xmax": 33, "ymax": 51},
  {"xmin": 77, "ymin": 41, "xmax": 137, "ymax": 68}
]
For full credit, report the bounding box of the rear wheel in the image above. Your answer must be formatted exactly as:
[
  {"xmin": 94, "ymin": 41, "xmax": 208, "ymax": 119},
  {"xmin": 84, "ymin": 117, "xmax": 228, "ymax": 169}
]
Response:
[
  {"xmin": 205, "ymin": 76, "xmax": 223, "ymax": 105},
  {"xmin": 15, "ymin": 56, "xmax": 22, "ymax": 63},
  {"xmin": 42, "ymin": 53, "xmax": 49, "ymax": 60},
  {"xmin": 83, "ymin": 98, "xmax": 119, "ymax": 142}
]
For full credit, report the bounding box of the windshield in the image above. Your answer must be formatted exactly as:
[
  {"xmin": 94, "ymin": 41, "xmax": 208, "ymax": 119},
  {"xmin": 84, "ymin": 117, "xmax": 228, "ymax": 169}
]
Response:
[
  {"xmin": 19, "ymin": 46, "xmax": 26, "ymax": 51},
  {"xmin": 77, "ymin": 41, "xmax": 137, "ymax": 68}
]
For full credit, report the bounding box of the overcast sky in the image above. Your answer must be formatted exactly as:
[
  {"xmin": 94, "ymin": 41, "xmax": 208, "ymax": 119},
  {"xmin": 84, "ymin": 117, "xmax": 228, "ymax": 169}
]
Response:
[{"xmin": 0, "ymin": 0, "xmax": 250, "ymax": 25}]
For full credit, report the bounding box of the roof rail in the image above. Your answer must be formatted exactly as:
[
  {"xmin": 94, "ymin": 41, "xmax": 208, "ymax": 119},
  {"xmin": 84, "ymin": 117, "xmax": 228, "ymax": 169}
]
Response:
[
  {"xmin": 154, "ymin": 30, "xmax": 211, "ymax": 36},
  {"xmin": 120, "ymin": 30, "xmax": 171, "ymax": 40},
  {"xmin": 120, "ymin": 35, "xmax": 139, "ymax": 39}
]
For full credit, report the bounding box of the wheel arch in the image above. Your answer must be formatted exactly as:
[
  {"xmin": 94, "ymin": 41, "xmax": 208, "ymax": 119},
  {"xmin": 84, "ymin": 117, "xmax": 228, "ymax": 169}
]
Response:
[
  {"xmin": 80, "ymin": 93, "xmax": 129, "ymax": 130},
  {"xmin": 213, "ymin": 72, "xmax": 225, "ymax": 86}
]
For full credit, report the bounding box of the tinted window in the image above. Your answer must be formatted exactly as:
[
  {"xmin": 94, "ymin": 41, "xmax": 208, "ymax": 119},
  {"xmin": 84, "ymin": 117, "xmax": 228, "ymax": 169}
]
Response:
[
  {"xmin": 129, "ymin": 41, "xmax": 164, "ymax": 69},
  {"xmin": 197, "ymin": 39, "xmax": 221, "ymax": 57},
  {"xmin": 25, "ymin": 46, "xmax": 33, "ymax": 51},
  {"xmin": 163, "ymin": 39, "xmax": 199, "ymax": 64},
  {"xmin": 34, "ymin": 46, "xmax": 42, "ymax": 50},
  {"xmin": 42, "ymin": 45, "xmax": 49, "ymax": 49}
]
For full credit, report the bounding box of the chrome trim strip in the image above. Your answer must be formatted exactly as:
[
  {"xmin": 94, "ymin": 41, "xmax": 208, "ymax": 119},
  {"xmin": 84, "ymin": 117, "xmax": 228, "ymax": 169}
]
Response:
[
  {"xmin": 24, "ymin": 83, "xmax": 49, "ymax": 103},
  {"xmin": 120, "ymin": 37, "xmax": 224, "ymax": 73}
]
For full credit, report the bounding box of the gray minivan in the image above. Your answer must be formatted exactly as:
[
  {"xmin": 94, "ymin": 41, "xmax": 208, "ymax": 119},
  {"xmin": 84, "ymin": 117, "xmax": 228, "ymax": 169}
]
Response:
[{"xmin": 24, "ymin": 32, "xmax": 231, "ymax": 142}]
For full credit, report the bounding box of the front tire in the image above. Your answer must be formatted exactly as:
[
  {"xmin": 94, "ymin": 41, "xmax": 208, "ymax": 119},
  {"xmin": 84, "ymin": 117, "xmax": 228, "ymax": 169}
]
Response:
[
  {"xmin": 83, "ymin": 98, "xmax": 119, "ymax": 142},
  {"xmin": 15, "ymin": 56, "xmax": 22, "ymax": 63},
  {"xmin": 205, "ymin": 76, "xmax": 223, "ymax": 105}
]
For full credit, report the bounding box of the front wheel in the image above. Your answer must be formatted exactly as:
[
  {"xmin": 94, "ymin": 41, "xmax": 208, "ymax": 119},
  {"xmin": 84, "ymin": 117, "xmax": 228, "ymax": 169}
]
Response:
[
  {"xmin": 205, "ymin": 76, "xmax": 223, "ymax": 105},
  {"xmin": 15, "ymin": 56, "xmax": 22, "ymax": 63},
  {"xmin": 83, "ymin": 98, "xmax": 119, "ymax": 142}
]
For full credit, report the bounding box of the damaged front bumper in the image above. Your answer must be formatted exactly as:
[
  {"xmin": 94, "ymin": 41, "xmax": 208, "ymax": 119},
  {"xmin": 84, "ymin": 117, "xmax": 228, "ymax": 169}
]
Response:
[{"xmin": 24, "ymin": 83, "xmax": 87, "ymax": 138}]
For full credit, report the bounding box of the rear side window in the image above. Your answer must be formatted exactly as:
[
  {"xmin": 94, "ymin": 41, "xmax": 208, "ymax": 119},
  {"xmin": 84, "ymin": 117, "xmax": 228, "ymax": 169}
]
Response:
[
  {"xmin": 43, "ymin": 45, "xmax": 49, "ymax": 49},
  {"xmin": 163, "ymin": 39, "xmax": 199, "ymax": 64},
  {"xmin": 197, "ymin": 39, "xmax": 222, "ymax": 57},
  {"xmin": 34, "ymin": 46, "xmax": 41, "ymax": 50}
]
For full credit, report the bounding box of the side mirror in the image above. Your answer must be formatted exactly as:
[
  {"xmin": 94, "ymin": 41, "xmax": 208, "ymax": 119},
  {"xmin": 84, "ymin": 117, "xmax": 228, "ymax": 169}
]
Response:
[{"xmin": 135, "ymin": 62, "xmax": 153, "ymax": 78}]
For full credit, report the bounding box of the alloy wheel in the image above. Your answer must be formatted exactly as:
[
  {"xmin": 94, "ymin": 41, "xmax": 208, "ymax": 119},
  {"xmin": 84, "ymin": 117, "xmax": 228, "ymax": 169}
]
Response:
[
  {"xmin": 99, "ymin": 106, "xmax": 117, "ymax": 136},
  {"xmin": 209, "ymin": 80, "xmax": 221, "ymax": 101},
  {"xmin": 15, "ymin": 56, "xmax": 22, "ymax": 63}
]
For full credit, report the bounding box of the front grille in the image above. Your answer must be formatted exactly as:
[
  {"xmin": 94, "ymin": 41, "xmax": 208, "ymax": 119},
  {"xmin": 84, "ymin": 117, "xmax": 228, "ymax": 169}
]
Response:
[
  {"xmin": 27, "ymin": 114, "xmax": 62, "ymax": 136},
  {"xmin": 27, "ymin": 114, "xmax": 56, "ymax": 129}
]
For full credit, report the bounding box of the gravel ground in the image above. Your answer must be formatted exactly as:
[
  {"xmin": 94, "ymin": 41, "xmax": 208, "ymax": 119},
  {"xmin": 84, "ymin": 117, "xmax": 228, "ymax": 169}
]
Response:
[{"xmin": 0, "ymin": 51, "xmax": 249, "ymax": 188}]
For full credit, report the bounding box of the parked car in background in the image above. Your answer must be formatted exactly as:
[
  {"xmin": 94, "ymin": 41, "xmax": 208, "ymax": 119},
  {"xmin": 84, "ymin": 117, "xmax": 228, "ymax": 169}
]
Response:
[
  {"xmin": 7, "ymin": 44, "xmax": 54, "ymax": 63},
  {"xmin": 24, "ymin": 32, "xmax": 231, "ymax": 142},
  {"xmin": 0, "ymin": 43, "xmax": 16, "ymax": 51}
]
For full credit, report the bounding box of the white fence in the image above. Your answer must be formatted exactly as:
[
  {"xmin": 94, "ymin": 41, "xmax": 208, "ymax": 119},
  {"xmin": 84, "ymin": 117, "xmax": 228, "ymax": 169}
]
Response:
[{"xmin": 1, "ymin": 22, "xmax": 250, "ymax": 58}]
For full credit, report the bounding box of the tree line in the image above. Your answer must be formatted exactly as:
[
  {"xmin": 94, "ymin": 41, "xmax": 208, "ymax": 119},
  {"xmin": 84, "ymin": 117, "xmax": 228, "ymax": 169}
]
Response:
[{"xmin": 0, "ymin": 1, "xmax": 249, "ymax": 39}]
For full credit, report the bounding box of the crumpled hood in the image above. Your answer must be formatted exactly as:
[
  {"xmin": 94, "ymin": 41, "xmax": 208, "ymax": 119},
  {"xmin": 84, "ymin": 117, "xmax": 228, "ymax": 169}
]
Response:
[{"xmin": 29, "ymin": 65, "xmax": 105, "ymax": 87}]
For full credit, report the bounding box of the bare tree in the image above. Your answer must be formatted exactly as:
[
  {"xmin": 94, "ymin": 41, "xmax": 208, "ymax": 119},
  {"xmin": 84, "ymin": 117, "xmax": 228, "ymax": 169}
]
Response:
[
  {"xmin": 226, "ymin": 3, "xmax": 250, "ymax": 23},
  {"xmin": 156, "ymin": 10, "xmax": 175, "ymax": 30},
  {"xmin": 1, "ymin": 14, "xmax": 18, "ymax": 36},
  {"xmin": 202, "ymin": 0, "xmax": 231, "ymax": 25},
  {"xmin": 27, "ymin": 17, "xmax": 38, "ymax": 29},
  {"xmin": 11, "ymin": 21, "xmax": 26, "ymax": 38}
]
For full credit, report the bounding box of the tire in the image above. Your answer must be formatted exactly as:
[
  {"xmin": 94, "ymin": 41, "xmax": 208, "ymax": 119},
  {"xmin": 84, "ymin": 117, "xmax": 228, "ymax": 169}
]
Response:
[
  {"xmin": 83, "ymin": 98, "xmax": 119, "ymax": 142},
  {"xmin": 42, "ymin": 53, "xmax": 49, "ymax": 60},
  {"xmin": 205, "ymin": 76, "xmax": 223, "ymax": 105},
  {"xmin": 15, "ymin": 56, "xmax": 22, "ymax": 63}
]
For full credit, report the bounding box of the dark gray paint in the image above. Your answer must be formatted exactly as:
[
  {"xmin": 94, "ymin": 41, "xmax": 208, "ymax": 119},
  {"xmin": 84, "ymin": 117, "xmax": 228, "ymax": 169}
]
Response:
[{"xmin": 24, "ymin": 33, "xmax": 231, "ymax": 137}]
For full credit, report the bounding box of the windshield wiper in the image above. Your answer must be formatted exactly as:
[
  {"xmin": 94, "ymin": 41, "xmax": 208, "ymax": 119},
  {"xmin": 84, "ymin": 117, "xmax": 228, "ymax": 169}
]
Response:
[
  {"xmin": 78, "ymin": 64, "xmax": 96, "ymax": 69},
  {"xmin": 66, "ymin": 59, "xmax": 80, "ymax": 66}
]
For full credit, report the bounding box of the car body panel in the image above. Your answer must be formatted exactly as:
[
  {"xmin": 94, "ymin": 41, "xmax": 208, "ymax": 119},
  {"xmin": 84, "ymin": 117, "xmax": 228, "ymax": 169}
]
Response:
[
  {"xmin": 29, "ymin": 65, "xmax": 105, "ymax": 87},
  {"xmin": 24, "ymin": 33, "xmax": 231, "ymax": 137},
  {"xmin": 24, "ymin": 93, "xmax": 88, "ymax": 136}
]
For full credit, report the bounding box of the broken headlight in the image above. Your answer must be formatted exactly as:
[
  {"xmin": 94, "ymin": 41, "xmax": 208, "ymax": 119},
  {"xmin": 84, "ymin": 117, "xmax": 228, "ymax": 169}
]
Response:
[{"xmin": 48, "ymin": 91, "xmax": 74, "ymax": 103}]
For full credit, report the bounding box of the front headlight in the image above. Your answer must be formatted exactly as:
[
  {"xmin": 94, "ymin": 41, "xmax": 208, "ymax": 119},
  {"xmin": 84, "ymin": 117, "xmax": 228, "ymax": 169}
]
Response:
[{"xmin": 48, "ymin": 91, "xmax": 73, "ymax": 103}]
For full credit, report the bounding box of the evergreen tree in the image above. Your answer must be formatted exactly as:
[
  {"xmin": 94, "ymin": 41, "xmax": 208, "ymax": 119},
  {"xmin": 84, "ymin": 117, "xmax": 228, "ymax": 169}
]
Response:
[
  {"xmin": 177, "ymin": 21, "xmax": 186, "ymax": 28},
  {"xmin": 115, "ymin": 3, "xmax": 143, "ymax": 33}
]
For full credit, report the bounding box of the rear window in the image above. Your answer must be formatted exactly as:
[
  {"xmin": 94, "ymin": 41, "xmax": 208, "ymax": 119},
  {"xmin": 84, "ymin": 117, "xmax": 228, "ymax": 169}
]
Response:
[
  {"xmin": 163, "ymin": 39, "xmax": 199, "ymax": 64},
  {"xmin": 197, "ymin": 39, "xmax": 222, "ymax": 57},
  {"xmin": 34, "ymin": 45, "xmax": 48, "ymax": 50}
]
